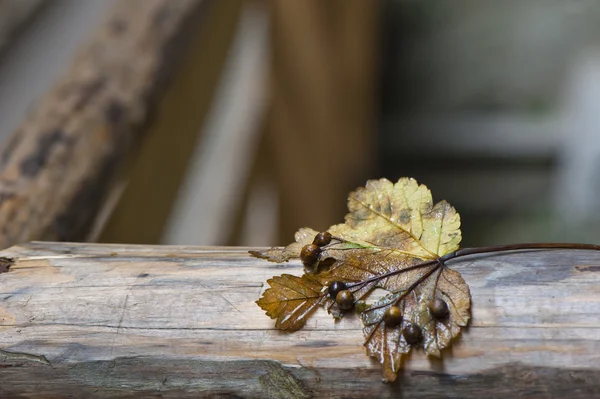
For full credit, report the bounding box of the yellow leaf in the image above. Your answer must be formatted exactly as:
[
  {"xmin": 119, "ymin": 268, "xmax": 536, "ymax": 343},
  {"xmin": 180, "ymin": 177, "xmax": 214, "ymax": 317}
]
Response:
[{"xmin": 341, "ymin": 177, "xmax": 461, "ymax": 259}]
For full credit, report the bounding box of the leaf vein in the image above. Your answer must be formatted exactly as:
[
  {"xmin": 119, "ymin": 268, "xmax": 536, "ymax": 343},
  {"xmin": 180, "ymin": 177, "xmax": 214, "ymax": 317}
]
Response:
[{"xmin": 349, "ymin": 195, "xmax": 437, "ymax": 259}]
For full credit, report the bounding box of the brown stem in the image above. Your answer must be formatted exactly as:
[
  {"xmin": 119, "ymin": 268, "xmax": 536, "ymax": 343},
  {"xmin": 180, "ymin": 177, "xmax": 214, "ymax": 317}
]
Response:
[
  {"xmin": 338, "ymin": 242, "xmax": 600, "ymax": 304},
  {"xmin": 346, "ymin": 258, "xmax": 439, "ymax": 290},
  {"xmin": 440, "ymin": 242, "xmax": 600, "ymax": 263},
  {"xmin": 362, "ymin": 260, "xmax": 443, "ymax": 344},
  {"xmin": 363, "ymin": 260, "xmax": 443, "ymax": 314}
]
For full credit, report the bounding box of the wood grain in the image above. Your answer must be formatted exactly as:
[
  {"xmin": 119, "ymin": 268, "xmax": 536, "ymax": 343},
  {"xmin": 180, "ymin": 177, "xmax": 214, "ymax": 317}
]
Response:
[
  {"xmin": 0, "ymin": 0, "xmax": 204, "ymax": 248},
  {"xmin": 0, "ymin": 243, "xmax": 598, "ymax": 397}
]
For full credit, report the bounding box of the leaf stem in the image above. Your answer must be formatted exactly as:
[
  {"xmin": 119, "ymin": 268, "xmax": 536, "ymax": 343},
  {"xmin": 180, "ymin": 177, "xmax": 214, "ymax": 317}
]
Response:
[
  {"xmin": 363, "ymin": 260, "xmax": 443, "ymax": 344},
  {"xmin": 440, "ymin": 242, "xmax": 600, "ymax": 263},
  {"xmin": 346, "ymin": 259, "xmax": 439, "ymax": 290},
  {"xmin": 331, "ymin": 242, "xmax": 600, "ymax": 309}
]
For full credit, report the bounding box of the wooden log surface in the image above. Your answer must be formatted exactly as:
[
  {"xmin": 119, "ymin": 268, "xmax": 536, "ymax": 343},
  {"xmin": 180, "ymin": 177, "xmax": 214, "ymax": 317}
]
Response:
[
  {"xmin": 0, "ymin": 242, "xmax": 599, "ymax": 398},
  {"xmin": 0, "ymin": 0, "xmax": 204, "ymax": 248}
]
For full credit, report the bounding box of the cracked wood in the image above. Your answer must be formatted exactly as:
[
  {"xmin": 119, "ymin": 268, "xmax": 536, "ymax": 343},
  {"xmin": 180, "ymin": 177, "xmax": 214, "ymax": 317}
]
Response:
[{"xmin": 0, "ymin": 242, "xmax": 599, "ymax": 398}]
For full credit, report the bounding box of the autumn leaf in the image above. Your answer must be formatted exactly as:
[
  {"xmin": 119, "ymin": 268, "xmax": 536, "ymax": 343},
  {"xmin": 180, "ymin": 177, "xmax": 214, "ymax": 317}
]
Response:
[
  {"xmin": 360, "ymin": 266, "xmax": 470, "ymax": 380},
  {"xmin": 256, "ymin": 273, "xmax": 325, "ymax": 330},
  {"xmin": 334, "ymin": 177, "xmax": 461, "ymax": 260},
  {"xmin": 253, "ymin": 177, "xmax": 471, "ymax": 382},
  {"xmin": 249, "ymin": 227, "xmax": 318, "ymax": 263}
]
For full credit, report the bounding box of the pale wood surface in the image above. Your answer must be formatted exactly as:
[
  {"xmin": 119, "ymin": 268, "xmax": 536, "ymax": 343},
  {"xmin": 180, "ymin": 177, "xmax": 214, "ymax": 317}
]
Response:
[
  {"xmin": 0, "ymin": 0, "xmax": 204, "ymax": 248},
  {"xmin": 0, "ymin": 242, "xmax": 598, "ymax": 398}
]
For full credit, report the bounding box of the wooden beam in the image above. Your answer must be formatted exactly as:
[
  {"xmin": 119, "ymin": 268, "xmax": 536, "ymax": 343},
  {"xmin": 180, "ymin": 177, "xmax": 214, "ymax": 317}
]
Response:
[
  {"xmin": 0, "ymin": 242, "xmax": 598, "ymax": 397},
  {"xmin": 264, "ymin": 0, "xmax": 378, "ymax": 243},
  {"xmin": 0, "ymin": 0, "xmax": 205, "ymax": 248},
  {"xmin": 98, "ymin": 0, "xmax": 243, "ymax": 245},
  {"xmin": 0, "ymin": 0, "xmax": 46, "ymax": 54}
]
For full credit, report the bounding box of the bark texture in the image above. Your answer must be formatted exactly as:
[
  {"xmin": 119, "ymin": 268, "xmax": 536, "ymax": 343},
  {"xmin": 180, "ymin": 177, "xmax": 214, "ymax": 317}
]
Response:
[{"xmin": 0, "ymin": 242, "xmax": 598, "ymax": 398}]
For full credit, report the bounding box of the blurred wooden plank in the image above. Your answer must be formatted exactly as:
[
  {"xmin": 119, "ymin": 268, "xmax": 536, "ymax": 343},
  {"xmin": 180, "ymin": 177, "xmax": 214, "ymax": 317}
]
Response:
[
  {"xmin": 99, "ymin": 0, "xmax": 243, "ymax": 245},
  {"xmin": 0, "ymin": 0, "xmax": 205, "ymax": 248},
  {"xmin": 159, "ymin": 1, "xmax": 268, "ymax": 247},
  {"xmin": 0, "ymin": 242, "xmax": 598, "ymax": 397},
  {"xmin": 0, "ymin": 0, "xmax": 46, "ymax": 54},
  {"xmin": 262, "ymin": 0, "xmax": 378, "ymax": 244}
]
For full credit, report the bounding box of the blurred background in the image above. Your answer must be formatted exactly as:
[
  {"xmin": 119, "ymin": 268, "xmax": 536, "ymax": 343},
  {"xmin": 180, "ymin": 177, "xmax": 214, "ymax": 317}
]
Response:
[{"xmin": 1, "ymin": 0, "xmax": 600, "ymax": 249}]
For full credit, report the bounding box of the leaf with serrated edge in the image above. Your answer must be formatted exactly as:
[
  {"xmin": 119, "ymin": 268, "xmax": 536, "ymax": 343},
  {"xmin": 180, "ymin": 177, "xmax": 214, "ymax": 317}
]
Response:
[
  {"xmin": 361, "ymin": 293, "xmax": 409, "ymax": 381},
  {"xmin": 250, "ymin": 228, "xmax": 318, "ymax": 263},
  {"xmin": 361, "ymin": 266, "xmax": 470, "ymax": 381},
  {"xmin": 342, "ymin": 178, "xmax": 461, "ymax": 259},
  {"xmin": 256, "ymin": 273, "xmax": 324, "ymax": 330},
  {"xmin": 252, "ymin": 177, "xmax": 471, "ymax": 382},
  {"xmin": 252, "ymin": 227, "xmax": 339, "ymax": 321}
]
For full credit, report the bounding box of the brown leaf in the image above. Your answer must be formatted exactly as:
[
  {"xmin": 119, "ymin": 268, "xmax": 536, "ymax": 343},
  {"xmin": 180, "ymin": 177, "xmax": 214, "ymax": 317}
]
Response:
[
  {"xmin": 361, "ymin": 292, "xmax": 409, "ymax": 382},
  {"xmin": 315, "ymin": 248, "xmax": 431, "ymax": 317},
  {"xmin": 361, "ymin": 266, "xmax": 470, "ymax": 381},
  {"xmin": 256, "ymin": 273, "xmax": 324, "ymax": 330},
  {"xmin": 250, "ymin": 228, "xmax": 318, "ymax": 263},
  {"xmin": 252, "ymin": 177, "xmax": 471, "ymax": 382}
]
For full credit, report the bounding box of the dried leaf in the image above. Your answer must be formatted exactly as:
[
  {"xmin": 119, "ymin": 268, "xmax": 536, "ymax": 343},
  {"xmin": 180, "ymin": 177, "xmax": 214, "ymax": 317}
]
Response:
[
  {"xmin": 360, "ymin": 292, "xmax": 407, "ymax": 382},
  {"xmin": 361, "ymin": 266, "xmax": 470, "ymax": 379},
  {"xmin": 338, "ymin": 177, "xmax": 461, "ymax": 259},
  {"xmin": 256, "ymin": 273, "xmax": 324, "ymax": 330},
  {"xmin": 250, "ymin": 228, "xmax": 318, "ymax": 263},
  {"xmin": 253, "ymin": 177, "xmax": 471, "ymax": 381}
]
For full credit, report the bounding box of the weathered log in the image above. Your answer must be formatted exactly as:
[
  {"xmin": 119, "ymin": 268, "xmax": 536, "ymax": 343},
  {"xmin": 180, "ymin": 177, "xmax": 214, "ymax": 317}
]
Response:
[
  {"xmin": 0, "ymin": 0, "xmax": 205, "ymax": 248},
  {"xmin": 0, "ymin": 243, "xmax": 598, "ymax": 398}
]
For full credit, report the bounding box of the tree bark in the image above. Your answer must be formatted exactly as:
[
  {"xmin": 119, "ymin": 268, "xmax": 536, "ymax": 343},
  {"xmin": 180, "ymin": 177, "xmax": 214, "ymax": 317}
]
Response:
[
  {"xmin": 0, "ymin": 242, "xmax": 598, "ymax": 398},
  {"xmin": 0, "ymin": 0, "xmax": 205, "ymax": 248}
]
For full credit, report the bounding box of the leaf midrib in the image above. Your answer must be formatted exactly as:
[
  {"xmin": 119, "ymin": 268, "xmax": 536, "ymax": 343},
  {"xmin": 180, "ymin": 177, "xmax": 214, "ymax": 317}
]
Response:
[{"xmin": 349, "ymin": 195, "xmax": 438, "ymax": 259}]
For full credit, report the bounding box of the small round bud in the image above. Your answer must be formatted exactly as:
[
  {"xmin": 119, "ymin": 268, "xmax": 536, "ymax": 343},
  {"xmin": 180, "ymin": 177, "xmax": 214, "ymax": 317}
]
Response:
[
  {"xmin": 383, "ymin": 306, "xmax": 403, "ymax": 327},
  {"xmin": 313, "ymin": 231, "xmax": 332, "ymax": 247},
  {"xmin": 430, "ymin": 298, "xmax": 449, "ymax": 319},
  {"xmin": 335, "ymin": 290, "xmax": 354, "ymax": 310},
  {"xmin": 300, "ymin": 244, "xmax": 320, "ymax": 267},
  {"xmin": 403, "ymin": 323, "xmax": 422, "ymax": 345},
  {"xmin": 327, "ymin": 281, "xmax": 347, "ymax": 298}
]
